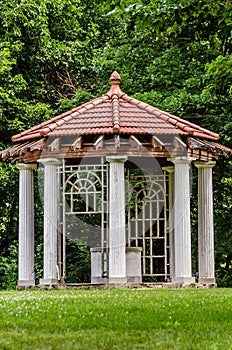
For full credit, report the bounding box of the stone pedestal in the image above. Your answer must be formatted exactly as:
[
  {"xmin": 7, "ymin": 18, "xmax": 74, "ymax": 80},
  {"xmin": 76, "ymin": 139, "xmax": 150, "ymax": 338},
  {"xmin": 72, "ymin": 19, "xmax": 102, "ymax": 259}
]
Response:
[
  {"xmin": 90, "ymin": 248, "xmax": 107, "ymax": 284},
  {"xmin": 90, "ymin": 247, "xmax": 142, "ymax": 284},
  {"xmin": 171, "ymin": 158, "xmax": 195, "ymax": 284},
  {"xmin": 39, "ymin": 159, "xmax": 60, "ymax": 286},
  {"xmin": 17, "ymin": 163, "xmax": 37, "ymax": 287},
  {"xmin": 106, "ymin": 156, "xmax": 128, "ymax": 283},
  {"xmin": 195, "ymin": 161, "xmax": 216, "ymax": 285},
  {"xmin": 126, "ymin": 247, "xmax": 142, "ymax": 283}
]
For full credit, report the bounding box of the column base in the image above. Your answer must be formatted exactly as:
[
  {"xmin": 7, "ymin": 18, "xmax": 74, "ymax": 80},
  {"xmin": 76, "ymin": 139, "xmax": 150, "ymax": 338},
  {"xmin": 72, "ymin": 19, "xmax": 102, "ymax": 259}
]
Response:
[
  {"xmin": 39, "ymin": 278, "xmax": 58, "ymax": 286},
  {"xmin": 17, "ymin": 280, "xmax": 35, "ymax": 287},
  {"xmin": 91, "ymin": 277, "xmax": 108, "ymax": 284},
  {"xmin": 127, "ymin": 276, "xmax": 142, "ymax": 283},
  {"xmin": 198, "ymin": 277, "xmax": 216, "ymax": 285},
  {"xmin": 172, "ymin": 276, "xmax": 195, "ymax": 285},
  {"xmin": 108, "ymin": 277, "xmax": 127, "ymax": 284}
]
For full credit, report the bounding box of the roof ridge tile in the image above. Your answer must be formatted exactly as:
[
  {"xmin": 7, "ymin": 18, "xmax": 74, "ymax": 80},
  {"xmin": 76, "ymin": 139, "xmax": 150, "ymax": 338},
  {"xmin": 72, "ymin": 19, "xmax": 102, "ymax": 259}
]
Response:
[{"xmin": 112, "ymin": 95, "xmax": 120, "ymax": 132}]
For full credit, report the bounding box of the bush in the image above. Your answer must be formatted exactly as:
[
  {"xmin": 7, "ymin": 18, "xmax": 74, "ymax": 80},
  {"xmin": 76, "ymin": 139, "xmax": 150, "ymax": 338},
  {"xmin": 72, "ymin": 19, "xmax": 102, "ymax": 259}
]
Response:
[
  {"xmin": 65, "ymin": 237, "xmax": 91, "ymax": 283},
  {"xmin": 0, "ymin": 242, "xmax": 18, "ymax": 289}
]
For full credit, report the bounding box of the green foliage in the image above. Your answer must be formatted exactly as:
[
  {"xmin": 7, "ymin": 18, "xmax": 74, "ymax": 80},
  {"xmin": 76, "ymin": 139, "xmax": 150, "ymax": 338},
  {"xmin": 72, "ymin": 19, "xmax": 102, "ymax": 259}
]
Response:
[
  {"xmin": 204, "ymin": 55, "xmax": 232, "ymax": 96},
  {"xmin": 0, "ymin": 0, "xmax": 231, "ymax": 287},
  {"xmin": 0, "ymin": 0, "xmax": 99, "ymax": 102},
  {"xmin": 66, "ymin": 238, "xmax": 91, "ymax": 283},
  {"xmin": 0, "ymin": 243, "xmax": 18, "ymax": 289},
  {"xmin": 214, "ymin": 160, "xmax": 232, "ymax": 287},
  {"xmin": 54, "ymin": 88, "xmax": 97, "ymax": 116},
  {"xmin": 0, "ymin": 40, "xmax": 53, "ymax": 143},
  {"xmin": 0, "ymin": 163, "xmax": 19, "ymax": 256}
]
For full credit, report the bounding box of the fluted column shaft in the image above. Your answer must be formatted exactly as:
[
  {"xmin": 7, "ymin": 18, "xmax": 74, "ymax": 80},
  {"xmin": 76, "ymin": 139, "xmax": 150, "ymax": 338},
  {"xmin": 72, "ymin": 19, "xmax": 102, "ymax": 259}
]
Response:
[
  {"xmin": 18, "ymin": 163, "xmax": 37, "ymax": 287},
  {"xmin": 107, "ymin": 155, "xmax": 127, "ymax": 283},
  {"xmin": 171, "ymin": 158, "xmax": 195, "ymax": 284},
  {"xmin": 195, "ymin": 161, "xmax": 216, "ymax": 284},
  {"xmin": 163, "ymin": 166, "xmax": 175, "ymax": 280},
  {"xmin": 39, "ymin": 159, "xmax": 60, "ymax": 286}
]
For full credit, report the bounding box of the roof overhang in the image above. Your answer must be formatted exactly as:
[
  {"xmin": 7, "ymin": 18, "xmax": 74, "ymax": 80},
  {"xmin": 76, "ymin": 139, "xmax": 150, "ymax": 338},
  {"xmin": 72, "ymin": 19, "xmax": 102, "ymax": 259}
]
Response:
[{"xmin": 1, "ymin": 71, "xmax": 231, "ymax": 163}]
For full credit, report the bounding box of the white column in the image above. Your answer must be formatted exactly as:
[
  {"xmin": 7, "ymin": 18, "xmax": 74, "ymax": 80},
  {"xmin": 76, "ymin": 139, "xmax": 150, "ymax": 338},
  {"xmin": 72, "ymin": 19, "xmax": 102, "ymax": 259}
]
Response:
[
  {"xmin": 17, "ymin": 163, "xmax": 37, "ymax": 287},
  {"xmin": 163, "ymin": 166, "xmax": 175, "ymax": 280},
  {"xmin": 39, "ymin": 158, "xmax": 60, "ymax": 286},
  {"xmin": 106, "ymin": 155, "xmax": 127, "ymax": 283},
  {"xmin": 195, "ymin": 161, "xmax": 216, "ymax": 284},
  {"xmin": 171, "ymin": 158, "xmax": 195, "ymax": 284}
]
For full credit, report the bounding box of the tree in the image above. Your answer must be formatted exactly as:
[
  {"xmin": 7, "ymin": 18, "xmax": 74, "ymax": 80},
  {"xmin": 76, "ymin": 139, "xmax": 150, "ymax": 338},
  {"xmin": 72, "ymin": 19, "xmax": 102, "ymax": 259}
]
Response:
[{"xmin": 0, "ymin": 0, "xmax": 231, "ymax": 287}]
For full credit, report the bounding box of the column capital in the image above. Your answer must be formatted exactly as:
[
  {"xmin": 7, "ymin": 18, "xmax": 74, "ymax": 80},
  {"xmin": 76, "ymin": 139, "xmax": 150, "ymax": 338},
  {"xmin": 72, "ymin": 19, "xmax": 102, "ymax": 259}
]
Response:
[
  {"xmin": 38, "ymin": 158, "xmax": 61, "ymax": 166},
  {"xmin": 17, "ymin": 163, "xmax": 37, "ymax": 171},
  {"xmin": 162, "ymin": 166, "xmax": 174, "ymax": 173},
  {"xmin": 194, "ymin": 161, "xmax": 216, "ymax": 169},
  {"xmin": 168, "ymin": 157, "xmax": 196, "ymax": 165},
  {"xmin": 106, "ymin": 155, "xmax": 128, "ymax": 163}
]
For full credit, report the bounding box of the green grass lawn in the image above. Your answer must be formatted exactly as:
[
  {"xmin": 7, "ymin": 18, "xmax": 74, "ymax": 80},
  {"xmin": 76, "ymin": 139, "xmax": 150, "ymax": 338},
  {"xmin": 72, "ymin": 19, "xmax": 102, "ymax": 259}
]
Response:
[{"xmin": 0, "ymin": 288, "xmax": 231, "ymax": 350}]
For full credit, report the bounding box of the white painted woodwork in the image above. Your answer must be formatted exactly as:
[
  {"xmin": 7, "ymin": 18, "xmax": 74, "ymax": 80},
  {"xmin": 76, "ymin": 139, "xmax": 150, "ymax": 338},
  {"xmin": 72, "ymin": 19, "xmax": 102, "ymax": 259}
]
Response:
[
  {"xmin": 39, "ymin": 158, "xmax": 60, "ymax": 286},
  {"xmin": 17, "ymin": 163, "xmax": 37, "ymax": 287},
  {"xmin": 163, "ymin": 166, "xmax": 175, "ymax": 280},
  {"xmin": 195, "ymin": 161, "xmax": 216, "ymax": 284},
  {"xmin": 106, "ymin": 155, "xmax": 127, "ymax": 283},
  {"xmin": 171, "ymin": 158, "xmax": 195, "ymax": 284}
]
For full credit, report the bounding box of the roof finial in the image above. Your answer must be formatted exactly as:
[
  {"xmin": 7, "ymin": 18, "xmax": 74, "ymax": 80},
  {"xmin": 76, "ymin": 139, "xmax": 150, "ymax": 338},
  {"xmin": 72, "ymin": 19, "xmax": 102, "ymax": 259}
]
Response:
[
  {"xmin": 105, "ymin": 71, "xmax": 123, "ymax": 99},
  {"xmin": 110, "ymin": 71, "xmax": 121, "ymax": 84}
]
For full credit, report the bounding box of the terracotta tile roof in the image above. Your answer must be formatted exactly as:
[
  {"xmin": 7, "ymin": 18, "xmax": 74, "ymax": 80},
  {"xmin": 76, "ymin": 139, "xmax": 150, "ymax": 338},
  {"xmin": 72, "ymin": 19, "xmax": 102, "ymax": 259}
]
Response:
[{"xmin": 12, "ymin": 71, "xmax": 219, "ymax": 143}]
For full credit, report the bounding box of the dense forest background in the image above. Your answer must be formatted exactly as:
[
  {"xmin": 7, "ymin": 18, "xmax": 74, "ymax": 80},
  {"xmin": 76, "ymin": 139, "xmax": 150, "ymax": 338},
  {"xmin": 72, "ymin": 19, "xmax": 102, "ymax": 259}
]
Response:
[{"xmin": 0, "ymin": 0, "xmax": 231, "ymax": 288}]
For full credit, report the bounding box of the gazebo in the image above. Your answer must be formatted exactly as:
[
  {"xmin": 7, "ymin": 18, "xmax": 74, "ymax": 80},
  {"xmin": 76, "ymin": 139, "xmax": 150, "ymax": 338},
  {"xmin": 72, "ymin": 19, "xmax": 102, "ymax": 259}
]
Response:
[{"xmin": 1, "ymin": 71, "xmax": 231, "ymax": 288}]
